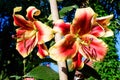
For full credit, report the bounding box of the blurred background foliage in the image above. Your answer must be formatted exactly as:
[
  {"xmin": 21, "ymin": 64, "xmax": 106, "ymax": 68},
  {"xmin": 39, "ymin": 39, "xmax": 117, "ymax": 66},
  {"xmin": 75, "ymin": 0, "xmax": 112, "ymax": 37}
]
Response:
[{"xmin": 0, "ymin": 0, "xmax": 120, "ymax": 80}]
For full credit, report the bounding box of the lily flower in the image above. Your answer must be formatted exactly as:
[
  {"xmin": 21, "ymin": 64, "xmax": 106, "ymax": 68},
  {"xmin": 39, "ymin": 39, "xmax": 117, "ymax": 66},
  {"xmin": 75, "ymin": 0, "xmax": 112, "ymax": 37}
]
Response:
[
  {"xmin": 53, "ymin": 19, "xmax": 71, "ymax": 35},
  {"xmin": 49, "ymin": 7, "xmax": 113, "ymax": 70},
  {"xmin": 13, "ymin": 6, "xmax": 54, "ymax": 58}
]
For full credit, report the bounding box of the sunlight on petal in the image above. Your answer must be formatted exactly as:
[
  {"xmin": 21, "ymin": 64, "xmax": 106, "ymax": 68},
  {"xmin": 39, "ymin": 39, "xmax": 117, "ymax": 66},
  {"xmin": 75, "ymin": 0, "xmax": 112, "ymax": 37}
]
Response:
[
  {"xmin": 13, "ymin": 7, "xmax": 22, "ymax": 14},
  {"xmin": 103, "ymin": 29, "xmax": 113, "ymax": 37},
  {"xmin": 49, "ymin": 34, "xmax": 78, "ymax": 61},
  {"xmin": 16, "ymin": 29, "xmax": 36, "ymax": 42},
  {"xmin": 34, "ymin": 21, "xmax": 54, "ymax": 44}
]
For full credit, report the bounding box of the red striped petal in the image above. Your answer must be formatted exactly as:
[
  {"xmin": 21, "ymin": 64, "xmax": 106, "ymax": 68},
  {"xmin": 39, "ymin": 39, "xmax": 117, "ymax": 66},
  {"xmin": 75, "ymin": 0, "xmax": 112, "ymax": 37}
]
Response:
[
  {"xmin": 49, "ymin": 34, "xmax": 78, "ymax": 61},
  {"xmin": 71, "ymin": 7, "xmax": 95, "ymax": 35},
  {"xmin": 13, "ymin": 15, "xmax": 34, "ymax": 30},
  {"xmin": 90, "ymin": 25, "xmax": 105, "ymax": 37},
  {"xmin": 72, "ymin": 52, "xmax": 83, "ymax": 70},
  {"xmin": 26, "ymin": 6, "xmax": 41, "ymax": 21},
  {"xmin": 34, "ymin": 21, "xmax": 54, "ymax": 44},
  {"xmin": 16, "ymin": 28, "xmax": 36, "ymax": 42},
  {"xmin": 16, "ymin": 35, "xmax": 38, "ymax": 58},
  {"xmin": 53, "ymin": 19, "xmax": 70, "ymax": 35},
  {"xmin": 67, "ymin": 52, "xmax": 84, "ymax": 71},
  {"xmin": 37, "ymin": 44, "xmax": 48, "ymax": 59},
  {"xmin": 16, "ymin": 29, "xmax": 26, "ymax": 38},
  {"xmin": 96, "ymin": 15, "xmax": 114, "ymax": 37},
  {"xmin": 79, "ymin": 34, "xmax": 108, "ymax": 61}
]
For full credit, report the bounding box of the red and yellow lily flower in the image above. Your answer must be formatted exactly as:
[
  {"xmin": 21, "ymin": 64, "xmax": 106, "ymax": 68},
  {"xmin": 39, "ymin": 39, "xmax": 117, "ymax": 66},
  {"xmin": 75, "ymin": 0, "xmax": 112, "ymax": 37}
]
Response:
[
  {"xmin": 53, "ymin": 19, "xmax": 71, "ymax": 35},
  {"xmin": 13, "ymin": 6, "xmax": 54, "ymax": 58},
  {"xmin": 49, "ymin": 7, "xmax": 113, "ymax": 70}
]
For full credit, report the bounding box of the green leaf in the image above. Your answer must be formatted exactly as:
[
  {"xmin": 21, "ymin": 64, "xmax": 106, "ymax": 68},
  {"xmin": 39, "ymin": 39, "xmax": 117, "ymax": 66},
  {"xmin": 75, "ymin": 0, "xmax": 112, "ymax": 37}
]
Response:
[
  {"xmin": 48, "ymin": 5, "xmax": 78, "ymax": 20},
  {"xmin": 10, "ymin": 75, "xmax": 22, "ymax": 79},
  {"xmin": 59, "ymin": 5, "xmax": 78, "ymax": 18},
  {"xmin": 24, "ymin": 66, "xmax": 59, "ymax": 80}
]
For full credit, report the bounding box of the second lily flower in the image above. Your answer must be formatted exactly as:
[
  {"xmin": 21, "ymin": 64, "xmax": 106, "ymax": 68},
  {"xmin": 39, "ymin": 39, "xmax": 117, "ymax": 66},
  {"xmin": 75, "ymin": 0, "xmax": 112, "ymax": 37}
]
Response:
[{"xmin": 49, "ymin": 7, "xmax": 113, "ymax": 70}]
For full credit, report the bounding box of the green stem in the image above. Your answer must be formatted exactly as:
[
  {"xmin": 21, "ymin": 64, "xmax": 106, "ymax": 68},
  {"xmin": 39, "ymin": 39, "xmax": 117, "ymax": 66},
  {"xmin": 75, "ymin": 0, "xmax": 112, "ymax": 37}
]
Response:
[{"xmin": 23, "ymin": 59, "xmax": 26, "ymax": 75}]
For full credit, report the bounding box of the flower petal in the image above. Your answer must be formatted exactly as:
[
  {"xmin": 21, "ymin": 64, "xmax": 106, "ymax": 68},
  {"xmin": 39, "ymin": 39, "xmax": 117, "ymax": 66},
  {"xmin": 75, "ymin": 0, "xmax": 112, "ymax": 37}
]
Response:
[
  {"xmin": 26, "ymin": 6, "xmax": 41, "ymax": 21},
  {"xmin": 90, "ymin": 25, "xmax": 105, "ymax": 37},
  {"xmin": 96, "ymin": 14, "xmax": 114, "ymax": 37},
  {"xmin": 37, "ymin": 44, "xmax": 48, "ymax": 59},
  {"xmin": 79, "ymin": 34, "xmax": 108, "ymax": 61},
  {"xmin": 49, "ymin": 34, "xmax": 78, "ymax": 61},
  {"xmin": 96, "ymin": 14, "xmax": 113, "ymax": 26},
  {"xmin": 13, "ymin": 7, "xmax": 22, "ymax": 14},
  {"xmin": 103, "ymin": 29, "xmax": 113, "ymax": 37},
  {"xmin": 16, "ymin": 35, "xmax": 38, "ymax": 58},
  {"xmin": 72, "ymin": 53, "xmax": 84, "ymax": 70},
  {"xmin": 34, "ymin": 21, "xmax": 54, "ymax": 44},
  {"xmin": 67, "ymin": 52, "xmax": 84, "ymax": 71},
  {"xmin": 53, "ymin": 19, "xmax": 70, "ymax": 35},
  {"xmin": 16, "ymin": 29, "xmax": 36, "ymax": 42},
  {"xmin": 13, "ymin": 15, "xmax": 34, "ymax": 30},
  {"xmin": 71, "ymin": 7, "xmax": 95, "ymax": 35}
]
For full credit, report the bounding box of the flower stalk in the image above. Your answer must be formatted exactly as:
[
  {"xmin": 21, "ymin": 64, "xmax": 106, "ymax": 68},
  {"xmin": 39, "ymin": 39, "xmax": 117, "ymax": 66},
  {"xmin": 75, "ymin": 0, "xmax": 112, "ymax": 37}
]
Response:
[{"xmin": 49, "ymin": 0, "xmax": 68, "ymax": 80}]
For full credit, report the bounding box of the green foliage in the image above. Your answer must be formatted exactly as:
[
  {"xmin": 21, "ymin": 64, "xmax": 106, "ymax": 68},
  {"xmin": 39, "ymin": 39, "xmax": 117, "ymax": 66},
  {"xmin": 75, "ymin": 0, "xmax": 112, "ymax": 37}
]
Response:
[
  {"xmin": 48, "ymin": 5, "xmax": 78, "ymax": 20},
  {"xmin": 24, "ymin": 66, "xmax": 59, "ymax": 80},
  {"xmin": 94, "ymin": 21, "xmax": 120, "ymax": 79},
  {"xmin": 89, "ymin": 0, "xmax": 120, "ymax": 80},
  {"xmin": 59, "ymin": 5, "xmax": 78, "ymax": 18},
  {"xmin": 89, "ymin": 0, "xmax": 107, "ymax": 17}
]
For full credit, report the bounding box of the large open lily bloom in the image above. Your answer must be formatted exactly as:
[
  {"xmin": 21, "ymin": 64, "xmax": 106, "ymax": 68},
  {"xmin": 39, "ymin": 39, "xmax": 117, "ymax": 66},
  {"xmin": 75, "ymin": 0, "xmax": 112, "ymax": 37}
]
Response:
[
  {"xmin": 13, "ymin": 6, "xmax": 54, "ymax": 58},
  {"xmin": 49, "ymin": 7, "xmax": 113, "ymax": 70}
]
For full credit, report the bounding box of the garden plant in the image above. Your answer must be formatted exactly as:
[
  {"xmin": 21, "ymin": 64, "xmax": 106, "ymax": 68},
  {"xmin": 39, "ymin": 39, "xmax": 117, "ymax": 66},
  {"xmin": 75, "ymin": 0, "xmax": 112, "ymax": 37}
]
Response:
[{"xmin": 0, "ymin": 0, "xmax": 120, "ymax": 80}]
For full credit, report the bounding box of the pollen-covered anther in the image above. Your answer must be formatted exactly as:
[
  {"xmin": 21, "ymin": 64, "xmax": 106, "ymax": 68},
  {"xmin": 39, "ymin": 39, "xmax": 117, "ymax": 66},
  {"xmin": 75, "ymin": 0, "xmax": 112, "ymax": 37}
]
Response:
[{"xmin": 80, "ymin": 40, "xmax": 88, "ymax": 46}]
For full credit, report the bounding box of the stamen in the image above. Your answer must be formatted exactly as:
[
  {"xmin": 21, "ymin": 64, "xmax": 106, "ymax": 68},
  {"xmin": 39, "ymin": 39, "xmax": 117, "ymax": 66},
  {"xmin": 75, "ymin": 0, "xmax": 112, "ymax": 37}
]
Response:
[
  {"xmin": 88, "ymin": 37, "xmax": 93, "ymax": 45},
  {"xmin": 83, "ymin": 46, "xmax": 93, "ymax": 58},
  {"xmin": 81, "ymin": 44, "xmax": 97, "ymax": 60},
  {"xmin": 81, "ymin": 45, "xmax": 90, "ymax": 58},
  {"xmin": 84, "ymin": 59, "xmax": 90, "ymax": 63},
  {"xmin": 92, "ymin": 48, "xmax": 97, "ymax": 60}
]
